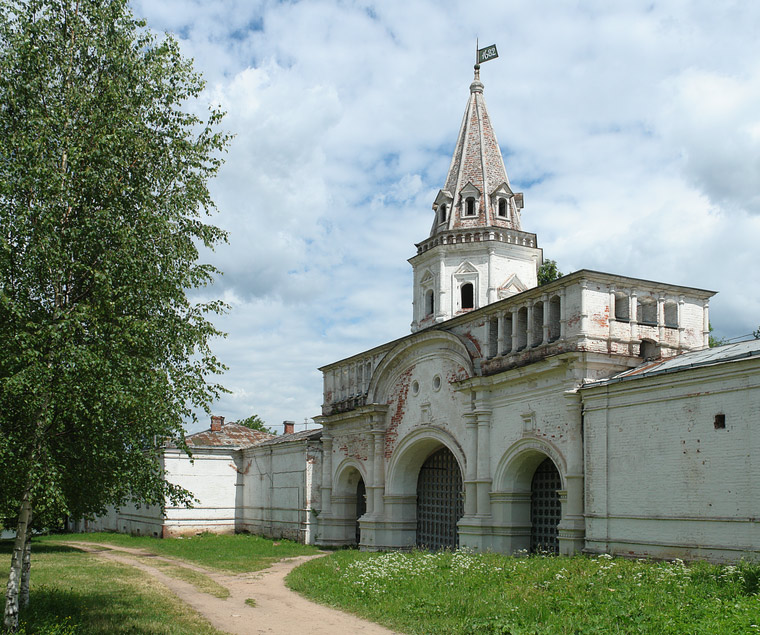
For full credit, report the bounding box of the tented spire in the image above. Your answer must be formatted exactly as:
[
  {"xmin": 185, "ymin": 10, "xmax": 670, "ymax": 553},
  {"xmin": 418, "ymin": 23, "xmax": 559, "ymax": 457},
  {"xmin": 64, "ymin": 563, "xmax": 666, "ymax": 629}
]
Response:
[{"xmin": 431, "ymin": 66, "xmax": 523, "ymax": 236}]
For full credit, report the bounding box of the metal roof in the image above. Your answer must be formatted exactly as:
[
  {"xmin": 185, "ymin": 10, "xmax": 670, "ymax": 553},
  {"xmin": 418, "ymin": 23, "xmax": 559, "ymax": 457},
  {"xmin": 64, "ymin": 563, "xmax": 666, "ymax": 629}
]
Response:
[
  {"xmin": 256, "ymin": 427, "xmax": 323, "ymax": 447},
  {"xmin": 582, "ymin": 339, "xmax": 760, "ymax": 389}
]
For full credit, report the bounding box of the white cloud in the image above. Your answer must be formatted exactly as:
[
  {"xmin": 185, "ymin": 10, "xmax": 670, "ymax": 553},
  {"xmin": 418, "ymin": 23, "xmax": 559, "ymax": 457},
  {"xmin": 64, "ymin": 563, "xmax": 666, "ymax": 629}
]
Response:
[{"xmin": 131, "ymin": 1, "xmax": 760, "ymax": 432}]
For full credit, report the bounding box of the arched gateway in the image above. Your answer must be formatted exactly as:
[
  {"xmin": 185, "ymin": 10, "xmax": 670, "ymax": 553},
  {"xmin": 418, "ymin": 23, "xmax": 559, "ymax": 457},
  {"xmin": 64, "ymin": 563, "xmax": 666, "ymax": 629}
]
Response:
[
  {"xmin": 530, "ymin": 457, "xmax": 561, "ymax": 554},
  {"xmin": 416, "ymin": 447, "xmax": 463, "ymax": 550}
]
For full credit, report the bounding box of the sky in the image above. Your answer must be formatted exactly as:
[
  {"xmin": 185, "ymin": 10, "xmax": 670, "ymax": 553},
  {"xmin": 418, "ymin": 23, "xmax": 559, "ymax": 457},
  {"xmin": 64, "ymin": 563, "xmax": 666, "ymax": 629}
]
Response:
[{"xmin": 130, "ymin": 0, "xmax": 760, "ymax": 434}]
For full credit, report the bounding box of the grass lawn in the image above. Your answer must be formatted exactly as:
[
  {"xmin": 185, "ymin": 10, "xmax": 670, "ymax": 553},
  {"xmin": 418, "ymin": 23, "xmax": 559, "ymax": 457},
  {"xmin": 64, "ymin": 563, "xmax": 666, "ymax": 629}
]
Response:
[
  {"xmin": 38, "ymin": 531, "xmax": 320, "ymax": 573},
  {"xmin": 286, "ymin": 549, "xmax": 760, "ymax": 634},
  {"xmin": 1, "ymin": 541, "xmax": 224, "ymax": 635}
]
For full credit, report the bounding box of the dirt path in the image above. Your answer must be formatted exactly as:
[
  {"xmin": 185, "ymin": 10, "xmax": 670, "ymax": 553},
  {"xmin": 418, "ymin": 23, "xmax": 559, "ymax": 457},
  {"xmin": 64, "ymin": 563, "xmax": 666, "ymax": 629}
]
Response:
[{"xmin": 62, "ymin": 541, "xmax": 399, "ymax": 635}]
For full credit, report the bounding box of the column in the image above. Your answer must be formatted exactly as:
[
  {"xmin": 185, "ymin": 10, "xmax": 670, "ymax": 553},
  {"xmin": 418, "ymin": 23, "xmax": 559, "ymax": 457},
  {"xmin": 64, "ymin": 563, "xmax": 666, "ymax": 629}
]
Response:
[
  {"xmin": 559, "ymin": 288, "xmax": 566, "ymax": 339},
  {"xmin": 526, "ymin": 304, "xmax": 533, "ymax": 349},
  {"xmin": 511, "ymin": 307, "xmax": 519, "ymax": 351},
  {"xmin": 463, "ymin": 412, "xmax": 478, "ymax": 517},
  {"xmin": 320, "ymin": 433, "xmax": 333, "ymax": 517},
  {"xmin": 657, "ymin": 296, "xmax": 665, "ymax": 342},
  {"xmin": 542, "ymin": 293, "xmax": 550, "ymax": 345},
  {"xmin": 579, "ymin": 279, "xmax": 588, "ymax": 336},
  {"xmin": 371, "ymin": 423, "xmax": 386, "ymax": 517},
  {"xmin": 475, "ymin": 400, "xmax": 493, "ymax": 517},
  {"xmin": 702, "ymin": 299, "xmax": 710, "ymax": 348},
  {"xmin": 629, "ymin": 290, "xmax": 638, "ymax": 345},
  {"xmin": 678, "ymin": 295, "xmax": 685, "ymax": 350},
  {"xmin": 558, "ymin": 391, "xmax": 585, "ymax": 555},
  {"xmin": 487, "ymin": 247, "xmax": 496, "ymax": 304},
  {"xmin": 437, "ymin": 256, "xmax": 446, "ymax": 320},
  {"xmin": 608, "ymin": 287, "xmax": 616, "ymax": 340}
]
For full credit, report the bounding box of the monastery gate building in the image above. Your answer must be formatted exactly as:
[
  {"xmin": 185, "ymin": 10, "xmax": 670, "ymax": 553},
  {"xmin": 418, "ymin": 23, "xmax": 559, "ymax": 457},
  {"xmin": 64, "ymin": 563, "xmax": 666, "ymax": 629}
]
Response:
[{"xmin": 86, "ymin": 67, "xmax": 759, "ymax": 562}]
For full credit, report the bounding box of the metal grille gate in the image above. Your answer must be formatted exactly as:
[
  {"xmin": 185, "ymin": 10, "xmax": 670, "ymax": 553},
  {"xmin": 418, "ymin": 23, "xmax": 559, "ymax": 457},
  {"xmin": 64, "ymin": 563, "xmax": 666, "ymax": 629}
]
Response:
[
  {"xmin": 416, "ymin": 447, "xmax": 463, "ymax": 550},
  {"xmin": 355, "ymin": 478, "xmax": 366, "ymax": 544},
  {"xmin": 530, "ymin": 457, "xmax": 561, "ymax": 554}
]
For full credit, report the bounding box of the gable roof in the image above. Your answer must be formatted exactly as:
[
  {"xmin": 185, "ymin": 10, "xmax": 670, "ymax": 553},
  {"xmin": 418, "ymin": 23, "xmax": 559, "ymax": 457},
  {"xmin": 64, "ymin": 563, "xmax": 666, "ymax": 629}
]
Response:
[
  {"xmin": 184, "ymin": 422, "xmax": 276, "ymax": 449},
  {"xmin": 256, "ymin": 427, "xmax": 323, "ymax": 447}
]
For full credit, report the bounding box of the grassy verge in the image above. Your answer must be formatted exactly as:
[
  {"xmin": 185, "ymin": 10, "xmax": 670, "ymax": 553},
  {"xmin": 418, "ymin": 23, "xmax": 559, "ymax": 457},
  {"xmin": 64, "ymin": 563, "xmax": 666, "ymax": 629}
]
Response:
[
  {"xmin": 287, "ymin": 549, "xmax": 760, "ymax": 634},
  {"xmin": 1, "ymin": 541, "xmax": 224, "ymax": 634},
  {"xmin": 133, "ymin": 557, "xmax": 230, "ymax": 599},
  {"xmin": 39, "ymin": 531, "xmax": 320, "ymax": 573}
]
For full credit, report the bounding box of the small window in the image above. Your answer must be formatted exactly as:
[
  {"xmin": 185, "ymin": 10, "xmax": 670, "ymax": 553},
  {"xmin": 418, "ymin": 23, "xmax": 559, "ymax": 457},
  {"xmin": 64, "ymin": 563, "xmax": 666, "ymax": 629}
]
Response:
[
  {"xmin": 714, "ymin": 414, "xmax": 726, "ymax": 430},
  {"xmin": 497, "ymin": 198, "xmax": 508, "ymax": 218},
  {"xmin": 461, "ymin": 282, "xmax": 474, "ymax": 309},
  {"xmin": 439, "ymin": 204, "xmax": 447, "ymax": 224},
  {"xmin": 425, "ymin": 289, "xmax": 434, "ymax": 316},
  {"xmin": 465, "ymin": 197, "xmax": 476, "ymax": 216}
]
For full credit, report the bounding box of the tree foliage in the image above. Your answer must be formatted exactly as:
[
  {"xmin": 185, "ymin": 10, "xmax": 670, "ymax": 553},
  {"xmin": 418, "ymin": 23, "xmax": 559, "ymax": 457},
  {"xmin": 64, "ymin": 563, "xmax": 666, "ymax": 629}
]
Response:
[
  {"xmin": 234, "ymin": 415, "xmax": 274, "ymax": 434},
  {"xmin": 0, "ymin": 0, "xmax": 230, "ymax": 627},
  {"xmin": 708, "ymin": 323, "xmax": 727, "ymax": 348},
  {"xmin": 537, "ymin": 259, "xmax": 563, "ymax": 286}
]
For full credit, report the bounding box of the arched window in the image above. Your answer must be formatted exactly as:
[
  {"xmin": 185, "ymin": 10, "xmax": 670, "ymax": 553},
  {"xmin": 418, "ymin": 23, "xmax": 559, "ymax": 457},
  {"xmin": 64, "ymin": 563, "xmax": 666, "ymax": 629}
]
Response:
[
  {"xmin": 465, "ymin": 197, "xmax": 476, "ymax": 216},
  {"xmin": 425, "ymin": 289, "xmax": 434, "ymax": 316},
  {"xmin": 461, "ymin": 283, "xmax": 474, "ymax": 310},
  {"xmin": 497, "ymin": 198, "xmax": 508, "ymax": 218},
  {"xmin": 439, "ymin": 204, "xmax": 447, "ymax": 224}
]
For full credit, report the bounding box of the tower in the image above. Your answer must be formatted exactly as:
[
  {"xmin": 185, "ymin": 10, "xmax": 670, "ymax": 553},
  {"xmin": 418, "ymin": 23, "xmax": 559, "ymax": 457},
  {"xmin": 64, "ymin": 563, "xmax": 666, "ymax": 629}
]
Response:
[{"xmin": 409, "ymin": 66, "xmax": 543, "ymax": 332}]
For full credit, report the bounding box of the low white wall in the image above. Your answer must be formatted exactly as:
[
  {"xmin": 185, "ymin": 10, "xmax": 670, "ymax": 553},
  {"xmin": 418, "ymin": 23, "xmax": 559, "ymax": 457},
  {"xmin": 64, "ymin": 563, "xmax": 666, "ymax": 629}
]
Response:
[{"xmin": 582, "ymin": 356, "xmax": 760, "ymax": 562}]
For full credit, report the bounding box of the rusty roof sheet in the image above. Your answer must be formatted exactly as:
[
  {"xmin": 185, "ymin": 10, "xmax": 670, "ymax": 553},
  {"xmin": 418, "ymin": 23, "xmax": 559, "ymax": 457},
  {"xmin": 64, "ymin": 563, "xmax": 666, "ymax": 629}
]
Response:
[
  {"xmin": 256, "ymin": 427, "xmax": 323, "ymax": 447},
  {"xmin": 582, "ymin": 339, "xmax": 760, "ymax": 389},
  {"xmin": 184, "ymin": 423, "xmax": 277, "ymax": 448}
]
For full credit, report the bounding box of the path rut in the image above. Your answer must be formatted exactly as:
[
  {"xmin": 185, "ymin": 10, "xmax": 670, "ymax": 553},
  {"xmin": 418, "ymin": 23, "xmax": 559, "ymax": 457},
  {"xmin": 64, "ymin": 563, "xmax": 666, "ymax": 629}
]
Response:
[{"xmin": 62, "ymin": 542, "xmax": 399, "ymax": 635}]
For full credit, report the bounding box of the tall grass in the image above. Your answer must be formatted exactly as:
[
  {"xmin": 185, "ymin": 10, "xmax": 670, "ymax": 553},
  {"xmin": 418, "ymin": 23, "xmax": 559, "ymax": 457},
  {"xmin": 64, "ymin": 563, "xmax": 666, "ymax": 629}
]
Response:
[{"xmin": 287, "ymin": 549, "xmax": 760, "ymax": 634}]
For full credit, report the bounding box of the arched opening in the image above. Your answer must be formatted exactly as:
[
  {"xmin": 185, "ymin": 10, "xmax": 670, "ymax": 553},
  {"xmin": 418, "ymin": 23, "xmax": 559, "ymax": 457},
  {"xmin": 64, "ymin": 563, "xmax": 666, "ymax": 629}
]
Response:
[
  {"xmin": 664, "ymin": 301, "xmax": 678, "ymax": 328},
  {"xmin": 530, "ymin": 457, "xmax": 561, "ymax": 554},
  {"xmin": 532, "ymin": 301, "xmax": 544, "ymax": 347},
  {"xmin": 548, "ymin": 295, "xmax": 561, "ymax": 342},
  {"xmin": 503, "ymin": 313, "xmax": 513, "ymax": 354},
  {"xmin": 416, "ymin": 447, "xmax": 463, "ymax": 550},
  {"xmin": 637, "ymin": 298, "xmax": 657, "ymax": 325},
  {"xmin": 465, "ymin": 197, "xmax": 476, "ymax": 216},
  {"xmin": 516, "ymin": 307, "xmax": 528, "ymax": 350},
  {"xmin": 640, "ymin": 338, "xmax": 659, "ymax": 360},
  {"xmin": 328, "ymin": 463, "xmax": 367, "ymax": 547},
  {"xmin": 425, "ymin": 289, "xmax": 434, "ymax": 316},
  {"xmin": 439, "ymin": 204, "xmax": 447, "ymax": 224},
  {"xmin": 614, "ymin": 292, "xmax": 629, "ymax": 321},
  {"xmin": 356, "ymin": 477, "xmax": 366, "ymax": 545},
  {"xmin": 461, "ymin": 283, "xmax": 474, "ymax": 310},
  {"xmin": 497, "ymin": 198, "xmax": 508, "ymax": 218}
]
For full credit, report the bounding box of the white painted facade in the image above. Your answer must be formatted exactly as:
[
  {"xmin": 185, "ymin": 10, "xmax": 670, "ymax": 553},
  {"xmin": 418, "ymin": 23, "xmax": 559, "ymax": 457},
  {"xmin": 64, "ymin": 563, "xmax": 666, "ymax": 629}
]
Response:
[{"xmin": 82, "ymin": 68, "xmax": 759, "ymax": 563}]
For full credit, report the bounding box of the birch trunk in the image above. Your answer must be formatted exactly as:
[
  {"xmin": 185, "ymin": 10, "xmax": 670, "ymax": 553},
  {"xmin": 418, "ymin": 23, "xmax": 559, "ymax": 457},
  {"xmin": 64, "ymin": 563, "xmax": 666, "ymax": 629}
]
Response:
[
  {"xmin": 3, "ymin": 492, "xmax": 32, "ymax": 631},
  {"xmin": 19, "ymin": 519, "xmax": 33, "ymax": 609}
]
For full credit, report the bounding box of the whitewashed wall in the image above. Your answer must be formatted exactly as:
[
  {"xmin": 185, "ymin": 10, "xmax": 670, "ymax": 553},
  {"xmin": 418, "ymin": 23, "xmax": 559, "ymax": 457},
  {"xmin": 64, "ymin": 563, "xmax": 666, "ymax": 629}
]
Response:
[{"xmin": 582, "ymin": 356, "xmax": 760, "ymax": 562}]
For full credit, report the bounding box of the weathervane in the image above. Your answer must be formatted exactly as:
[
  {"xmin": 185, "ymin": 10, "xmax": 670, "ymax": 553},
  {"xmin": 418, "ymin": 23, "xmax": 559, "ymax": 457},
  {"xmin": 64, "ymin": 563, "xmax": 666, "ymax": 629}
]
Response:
[{"xmin": 475, "ymin": 40, "xmax": 499, "ymax": 69}]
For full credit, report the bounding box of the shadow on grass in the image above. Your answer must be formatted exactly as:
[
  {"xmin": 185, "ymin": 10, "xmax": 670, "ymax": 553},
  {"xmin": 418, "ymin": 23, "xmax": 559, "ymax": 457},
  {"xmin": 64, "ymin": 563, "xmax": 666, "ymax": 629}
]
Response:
[
  {"xmin": 18, "ymin": 585, "xmax": 147, "ymax": 634},
  {"xmin": 0, "ymin": 540, "xmax": 81, "ymax": 556}
]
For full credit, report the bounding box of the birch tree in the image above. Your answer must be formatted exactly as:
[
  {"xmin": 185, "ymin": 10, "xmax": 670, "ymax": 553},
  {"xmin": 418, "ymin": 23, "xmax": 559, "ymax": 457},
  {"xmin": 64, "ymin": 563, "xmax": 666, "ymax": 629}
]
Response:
[{"xmin": 0, "ymin": 0, "xmax": 230, "ymax": 629}]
